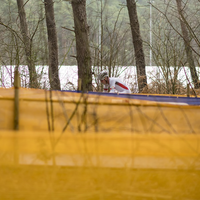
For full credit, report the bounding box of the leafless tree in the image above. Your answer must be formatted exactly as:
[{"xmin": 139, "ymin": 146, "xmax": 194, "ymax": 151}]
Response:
[
  {"xmin": 16, "ymin": 0, "xmax": 38, "ymax": 88},
  {"xmin": 126, "ymin": 0, "xmax": 147, "ymax": 93},
  {"xmin": 71, "ymin": 0, "xmax": 92, "ymax": 92},
  {"xmin": 44, "ymin": 0, "xmax": 61, "ymax": 90},
  {"xmin": 176, "ymin": 0, "xmax": 200, "ymax": 88}
]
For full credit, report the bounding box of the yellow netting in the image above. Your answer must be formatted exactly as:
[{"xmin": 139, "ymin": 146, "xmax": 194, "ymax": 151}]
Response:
[
  {"xmin": 0, "ymin": 131, "xmax": 200, "ymax": 199},
  {"xmin": 1, "ymin": 131, "xmax": 200, "ymax": 167},
  {"xmin": 0, "ymin": 87, "xmax": 200, "ymax": 133},
  {"xmin": 0, "ymin": 88, "xmax": 200, "ymax": 199}
]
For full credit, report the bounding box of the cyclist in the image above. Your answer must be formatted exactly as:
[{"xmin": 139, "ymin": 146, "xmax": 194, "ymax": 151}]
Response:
[{"xmin": 97, "ymin": 70, "xmax": 131, "ymax": 94}]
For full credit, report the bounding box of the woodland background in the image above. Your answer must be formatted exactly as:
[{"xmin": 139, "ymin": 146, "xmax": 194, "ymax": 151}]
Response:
[{"xmin": 0, "ymin": 0, "xmax": 200, "ymax": 94}]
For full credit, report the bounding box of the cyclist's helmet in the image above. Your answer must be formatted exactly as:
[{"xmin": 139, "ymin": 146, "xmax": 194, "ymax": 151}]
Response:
[{"xmin": 97, "ymin": 71, "xmax": 108, "ymax": 81}]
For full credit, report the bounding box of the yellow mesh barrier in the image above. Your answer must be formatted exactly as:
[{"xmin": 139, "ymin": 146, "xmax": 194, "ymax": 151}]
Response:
[
  {"xmin": 1, "ymin": 131, "xmax": 200, "ymax": 168},
  {"xmin": 0, "ymin": 131, "xmax": 200, "ymax": 199},
  {"xmin": 0, "ymin": 88, "xmax": 200, "ymax": 199},
  {"xmin": 0, "ymin": 87, "xmax": 200, "ymax": 133}
]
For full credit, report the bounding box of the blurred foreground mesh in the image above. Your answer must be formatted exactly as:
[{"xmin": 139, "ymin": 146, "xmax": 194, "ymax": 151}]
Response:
[
  {"xmin": 0, "ymin": 131, "xmax": 200, "ymax": 200},
  {"xmin": 0, "ymin": 88, "xmax": 200, "ymax": 199}
]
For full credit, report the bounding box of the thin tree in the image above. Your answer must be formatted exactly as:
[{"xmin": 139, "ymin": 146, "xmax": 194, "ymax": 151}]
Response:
[
  {"xmin": 176, "ymin": 0, "xmax": 199, "ymax": 89},
  {"xmin": 44, "ymin": 0, "xmax": 61, "ymax": 90},
  {"xmin": 71, "ymin": 0, "xmax": 92, "ymax": 92},
  {"xmin": 16, "ymin": 0, "xmax": 38, "ymax": 88},
  {"xmin": 126, "ymin": 0, "xmax": 147, "ymax": 93}
]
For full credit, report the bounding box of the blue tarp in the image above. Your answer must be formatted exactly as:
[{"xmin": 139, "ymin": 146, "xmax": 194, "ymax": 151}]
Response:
[{"xmin": 62, "ymin": 90, "xmax": 200, "ymax": 106}]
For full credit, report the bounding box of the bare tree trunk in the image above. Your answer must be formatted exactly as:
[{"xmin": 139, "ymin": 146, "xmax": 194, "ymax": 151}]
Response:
[
  {"xmin": 17, "ymin": 0, "xmax": 38, "ymax": 88},
  {"xmin": 44, "ymin": 0, "xmax": 61, "ymax": 90},
  {"xmin": 39, "ymin": 2, "xmax": 48, "ymax": 66},
  {"xmin": 71, "ymin": 0, "xmax": 92, "ymax": 92},
  {"xmin": 126, "ymin": 0, "xmax": 147, "ymax": 93},
  {"xmin": 176, "ymin": 0, "xmax": 199, "ymax": 89}
]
